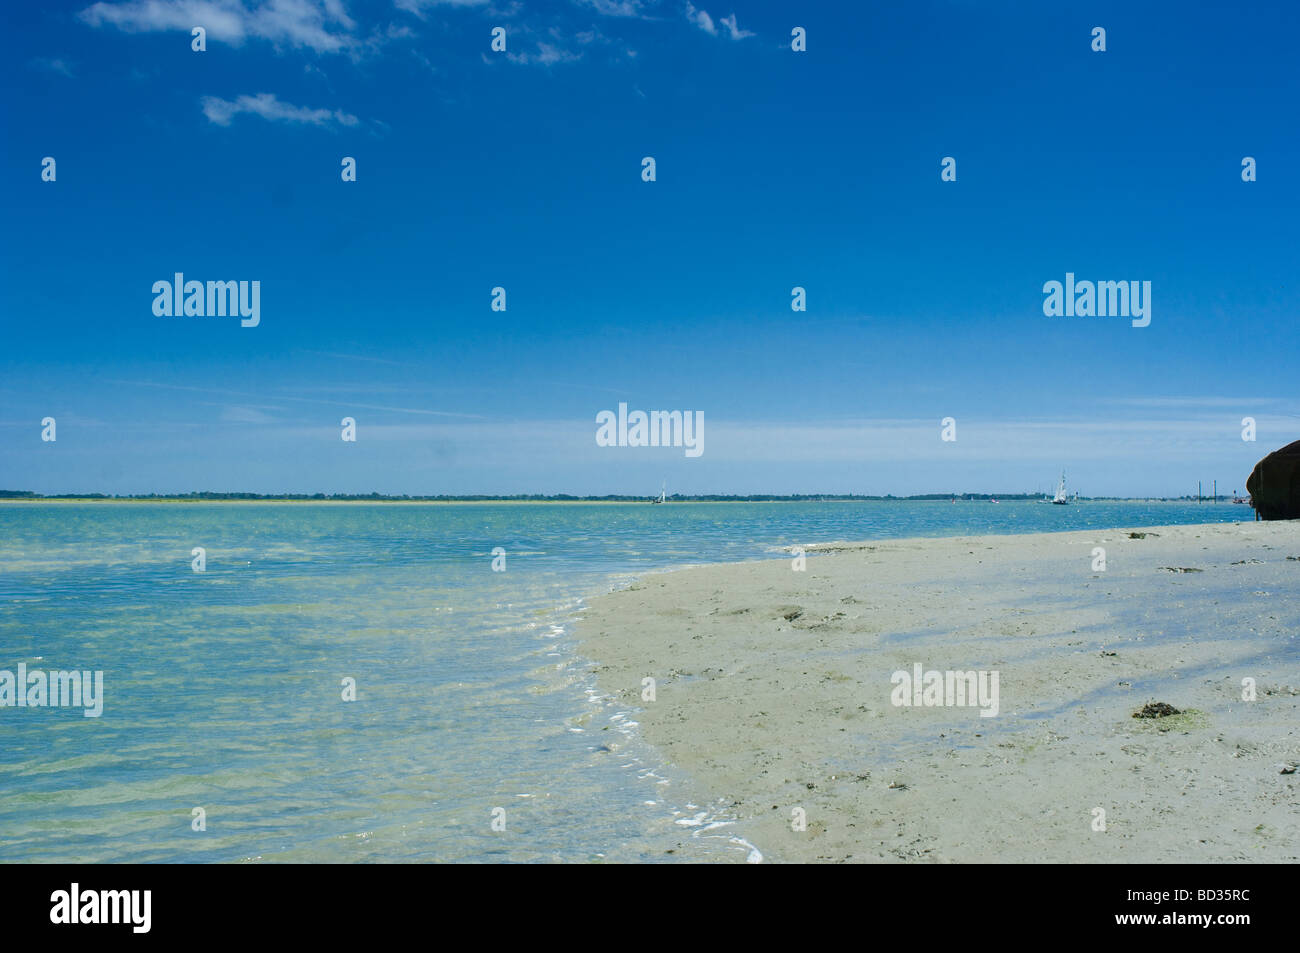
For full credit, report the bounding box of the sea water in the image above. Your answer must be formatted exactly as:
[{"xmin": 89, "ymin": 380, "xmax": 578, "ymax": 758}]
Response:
[{"xmin": 0, "ymin": 500, "xmax": 1245, "ymax": 862}]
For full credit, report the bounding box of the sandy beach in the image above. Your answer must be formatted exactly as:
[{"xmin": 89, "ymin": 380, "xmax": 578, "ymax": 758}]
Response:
[{"xmin": 579, "ymin": 521, "xmax": 1300, "ymax": 863}]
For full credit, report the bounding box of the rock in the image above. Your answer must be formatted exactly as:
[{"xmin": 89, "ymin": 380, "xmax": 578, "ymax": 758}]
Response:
[
  {"xmin": 1133, "ymin": 701, "xmax": 1181, "ymax": 719},
  {"xmin": 1247, "ymin": 440, "xmax": 1300, "ymax": 520}
]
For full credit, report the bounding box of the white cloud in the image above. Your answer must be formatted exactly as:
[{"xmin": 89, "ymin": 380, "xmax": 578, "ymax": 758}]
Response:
[
  {"xmin": 394, "ymin": 0, "xmax": 490, "ymax": 15},
  {"xmin": 717, "ymin": 12, "xmax": 752, "ymax": 40},
  {"xmin": 505, "ymin": 41, "xmax": 582, "ymax": 66},
  {"xmin": 575, "ymin": 0, "xmax": 647, "ymax": 17},
  {"xmin": 80, "ymin": 0, "xmax": 357, "ymax": 53},
  {"xmin": 1098, "ymin": 396, "xmax": 1290, "ymax": 410},
  {"xmin": 684, "ymin": 2, "xmax": 713, "ymax": 34},
  {"xmin": 218, "ymin": 405, "xmax": 278, "ymax": 424},
  {"xmin": 685, "ymin": 4, "xmax": 750, "ymax": 39},
  {"xmin": 200, "ymin": 92, "xmax": 359, "ymax": 126}
]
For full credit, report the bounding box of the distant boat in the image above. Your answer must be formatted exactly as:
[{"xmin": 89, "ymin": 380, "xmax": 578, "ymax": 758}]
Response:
[
  {"xmin": 650, "ymin": 481, "xmax": 666, "ymax": 504},
  {"xmin": 1051, "ymin": 471, "xmax": 1069, "ymax": 505}
]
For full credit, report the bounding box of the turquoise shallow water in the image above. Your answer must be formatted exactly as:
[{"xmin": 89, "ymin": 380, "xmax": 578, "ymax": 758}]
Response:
[{"xmin": 0, "ymin": 500, "xmax": 1246, "ymax": 862}]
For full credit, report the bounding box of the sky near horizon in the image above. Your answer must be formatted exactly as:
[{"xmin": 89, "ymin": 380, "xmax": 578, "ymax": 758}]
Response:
[{"xmin": 2, "ymin": 0, "xmax": 1297, "ymax": 497}]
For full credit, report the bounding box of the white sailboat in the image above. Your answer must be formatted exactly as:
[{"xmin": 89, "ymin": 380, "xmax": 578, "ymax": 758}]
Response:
[
  {"xmin": 1051, "ymin": 471, "xmax": 1069, "ymax": 505},
  {"xmin": 650, "ymin": 481, "xmax": 666, "ymax": 504}
]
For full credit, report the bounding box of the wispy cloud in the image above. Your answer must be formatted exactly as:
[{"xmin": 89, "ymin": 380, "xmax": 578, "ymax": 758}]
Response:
[
  {"xmin": 684, "ymin": 3, "xmax": 750, "ymax": 39},
  {"xmin": 31, "ymin": 57, "xmax": 75, "ymax": 76},
  {"xmin": 506, "ymin": 40, "xmax": 583, "ymax": 66},
  {"xmin": 301, "ymin": 350, "xmax": 424, "ymax": 368},
  {"xmin": 684, "ymin": 2, "xmax": 713, "ymax": 34},
  {"xmin": 394, "ymin": 0, "xmax": 491, "ymax": 16},
  {"xmin": 217, "ymin": 404, "xmax": 279, "ymax": 424},
  {"xmin": 717, "ymin": 12, "xmax": 752, "ymax": 40},
  {"xmin": 201, "ymin": 92, "xmax": 358, "ymax": 126},
  {"xmin": 697, "ymin": 414, "xmax": 1296, "ymax": 470},
  {"xmin": 104, "ymin": 378, "xmax": 486, "ymax": 418},
  {"xmin": 1098, "ymin": 396, "xmax": 1293, "ymax": 410},
  {"xmin": 80, "ymin": 0, "xmax": 357, "ymax": 54},
  {"xmin": 574, "ymin": 0, "xmax": 650, "ymax": 17}
]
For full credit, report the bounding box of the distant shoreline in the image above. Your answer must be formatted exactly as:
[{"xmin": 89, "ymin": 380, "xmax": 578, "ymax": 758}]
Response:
[{"xmin": 0, "ymin": 494, "xmax": 1243, "ymax": 505}]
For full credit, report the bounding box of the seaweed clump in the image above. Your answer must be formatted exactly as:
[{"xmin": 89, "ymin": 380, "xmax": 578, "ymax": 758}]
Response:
[{"xmin": 1133, "ymin": 701, "xmax": 1181, "ymax": 719}]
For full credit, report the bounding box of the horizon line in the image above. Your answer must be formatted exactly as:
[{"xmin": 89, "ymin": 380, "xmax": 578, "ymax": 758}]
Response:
[{"xmin": 0, "ymin": 491, "xmax": 1251, "ymax": 503}]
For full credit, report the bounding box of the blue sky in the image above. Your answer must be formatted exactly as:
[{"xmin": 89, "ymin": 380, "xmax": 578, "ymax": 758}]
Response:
[{"xmin": 2, "ymin": 0, "xmax": 1297, "ymax": 496}]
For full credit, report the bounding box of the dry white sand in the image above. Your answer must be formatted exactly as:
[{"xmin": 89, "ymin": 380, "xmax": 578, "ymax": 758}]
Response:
[{"xmin": 578, "ymin": 521, "xmax": 1300, "ymax": 862}]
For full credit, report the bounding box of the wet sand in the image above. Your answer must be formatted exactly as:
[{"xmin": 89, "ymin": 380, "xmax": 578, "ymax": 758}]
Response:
[{"xmin": 578, "ymin": 521, "xmax": 1300, "ymax": 862}]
